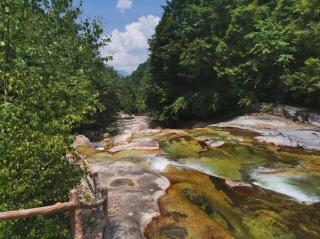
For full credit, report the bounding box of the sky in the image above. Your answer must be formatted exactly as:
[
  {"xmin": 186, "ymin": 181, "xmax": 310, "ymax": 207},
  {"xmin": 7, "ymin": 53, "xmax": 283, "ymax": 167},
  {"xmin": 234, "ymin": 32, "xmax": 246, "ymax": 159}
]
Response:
[{"xmin": 76, "ymin": 0, "xmax": 166, "ymax": 76}]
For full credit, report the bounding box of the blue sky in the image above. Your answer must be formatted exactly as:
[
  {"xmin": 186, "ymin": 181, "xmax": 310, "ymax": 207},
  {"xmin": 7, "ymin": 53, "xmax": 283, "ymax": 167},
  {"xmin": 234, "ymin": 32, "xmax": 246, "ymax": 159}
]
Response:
[{"xmin": 76, "ymin": 0, "xmax": 166, "ymax": 75}]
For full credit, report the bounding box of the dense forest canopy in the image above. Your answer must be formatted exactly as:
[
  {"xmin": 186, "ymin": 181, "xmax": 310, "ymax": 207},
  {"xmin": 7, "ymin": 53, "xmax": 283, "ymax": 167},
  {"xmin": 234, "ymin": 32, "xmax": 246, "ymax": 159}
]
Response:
[
  {"xmin": 125, "ymin": 60, "xmax": 151, "ymax": 114},
  {"xmin": 129, "ymin": 0, "xmax": 320, "ymax": 124},
  {"xmin": 0, "ymin": 0, "xmax": 126, "ymax": 238}
]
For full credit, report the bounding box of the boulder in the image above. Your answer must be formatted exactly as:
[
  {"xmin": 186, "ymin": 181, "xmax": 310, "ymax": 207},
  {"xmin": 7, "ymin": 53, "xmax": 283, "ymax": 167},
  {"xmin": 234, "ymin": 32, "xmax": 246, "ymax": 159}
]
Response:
[
  {"xmin": 72, "ymin": 135, "xmax": 94, "ymax": 148},
  {"xmin": 92, "ymin": 143, "xmax": 106, "ymax": 151},
  {"xmin": 81, "ymin": 129, "xmax": 103, "ymax": 141},
  {"xmin": 204, "ymin": 140, "xmax": 225, "ymax": 148},
  {"xmin": 261, "ymin": 104, "xmax": 320, "ymax": 128}
]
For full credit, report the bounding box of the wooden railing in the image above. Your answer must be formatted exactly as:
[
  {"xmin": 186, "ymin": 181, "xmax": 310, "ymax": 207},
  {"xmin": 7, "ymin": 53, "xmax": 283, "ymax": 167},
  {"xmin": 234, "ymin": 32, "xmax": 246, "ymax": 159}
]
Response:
[{"xmin": 0, "ymin": 171, "xmax": 108, "ymax": 239}]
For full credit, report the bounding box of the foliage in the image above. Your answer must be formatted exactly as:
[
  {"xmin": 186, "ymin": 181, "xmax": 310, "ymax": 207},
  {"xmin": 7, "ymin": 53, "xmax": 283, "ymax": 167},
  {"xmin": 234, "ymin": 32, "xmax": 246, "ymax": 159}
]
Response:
[
  {"xmin": 82, "ymin": 65, "xmax": 123, "ymax": 129},
  {"xmin": 141, "ymin": 0, "xmax": 320, "ymax": 124},
  {"xmin": 283, "ymin": 58, "xmax": 320, "ymax": 108},
  {"xmin": 125, "ymin": 60, "xmax": 151, "ymax": 114},
  {"xmin": 0, "ymin": 0, "xmax": 122, "ymax": 238}
]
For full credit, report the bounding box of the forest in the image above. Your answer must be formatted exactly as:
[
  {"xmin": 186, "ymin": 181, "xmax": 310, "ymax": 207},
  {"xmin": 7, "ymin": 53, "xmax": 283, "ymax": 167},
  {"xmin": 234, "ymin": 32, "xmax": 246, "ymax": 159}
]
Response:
[
  {"xmin": 0, "ymin": 0, "xmax": 320, "ymax": 238},
  {"xmin": 128, "ymin": 0, "xmax": 320, "ymax": 124}
]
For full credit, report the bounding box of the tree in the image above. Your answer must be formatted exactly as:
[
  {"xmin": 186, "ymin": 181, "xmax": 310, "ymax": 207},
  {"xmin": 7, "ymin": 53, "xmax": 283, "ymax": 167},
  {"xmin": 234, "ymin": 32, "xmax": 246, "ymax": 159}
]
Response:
[
  {"xmin": 146, "ymin": 0, "xmax": 238, "ymax": 124},
  {"xmin": 283, "ymin": 58, "xmax": 320, "ymax": 108},
  {"xmin": 125, "ymin": 60, "xmax": 151, "ymax": 114},
  {"xmin": 143, "ymin": 0, "xmax": 320, "ymax": 124},
  {"xmin": 0, "ymin": 1, "xmax": 120, "ymax": 238}
]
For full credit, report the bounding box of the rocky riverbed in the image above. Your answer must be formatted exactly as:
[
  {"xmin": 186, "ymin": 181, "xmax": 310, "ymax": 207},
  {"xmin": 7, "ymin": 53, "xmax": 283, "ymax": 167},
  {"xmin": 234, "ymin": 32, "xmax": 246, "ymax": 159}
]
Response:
[
  {"xmin": 75, "ymin": 113, "xmax": 320, "ymax": 239},
  {"xmin": 213, "ymin": 113, "xmax": 320, "ymax": 151}
]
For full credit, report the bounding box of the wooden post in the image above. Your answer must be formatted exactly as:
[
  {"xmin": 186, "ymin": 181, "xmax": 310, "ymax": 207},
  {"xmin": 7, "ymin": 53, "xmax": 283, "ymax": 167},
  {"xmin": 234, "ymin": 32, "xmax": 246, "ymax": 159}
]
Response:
[
  {"xmin": 101, "ymin": 188, "xmax": 108, "ymax": 239},
  {"xmin": 92, "ymin": 172, "xmax": 98, "ymax": 195},
  {"xmin": 0, "ymin": 186, "xmax": 108, "ymax": 239},
  {"xmin": 94, "ymin": 173, "xmax": 100, "ymax": 193},
  {"xmin": 70, "ymin": 190, "xmax": 84, "ymax": 239}
]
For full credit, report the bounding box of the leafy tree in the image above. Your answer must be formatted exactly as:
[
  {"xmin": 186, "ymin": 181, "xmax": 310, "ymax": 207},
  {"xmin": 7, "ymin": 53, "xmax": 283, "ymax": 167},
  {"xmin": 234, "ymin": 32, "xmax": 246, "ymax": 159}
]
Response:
[
  {"xmin": 143, "ymin": 0, "xmax": 320, "ymax": 124},
  {"xmin": 0, "ymin": 0, "xmax": 121, "ymax": 238},
  {"xmin": 283, "ymin": 58, "xmax": 320, "ymax": 108},
  {"xmin": 82, "ymin": 65, "xmax": 123, "ymax": 130},
  {"xmin": 125, "ymin": 60, "xmax": 151, "ymax": 114},
  {"xmin": 146, "ymin": 0, "xmax": 238, "ymax": 124}
]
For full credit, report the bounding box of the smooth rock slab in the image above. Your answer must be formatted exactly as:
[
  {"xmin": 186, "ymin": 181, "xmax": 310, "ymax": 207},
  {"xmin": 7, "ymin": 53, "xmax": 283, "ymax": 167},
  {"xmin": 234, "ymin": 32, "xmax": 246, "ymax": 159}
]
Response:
[
  {"xmin": 271, "ymin": 104, "xmax": 320, "ymax": 128},
  {"xmin": 256, "ymin": 130, "xmax": 320, "ymax": 151},
  {"xmin": 108, "ymin": 138, "xmax": 160, "ymax": 153},
  {"xmin": 110, "ymin": 116, "xmax": 155, "ymax": 146},
  {"xmin": 112, "ymin": 133, "xmax": 133, "ymax": 146},
  {"xmin": 90, "ymin": 161, "xmax": 170, "ymax": 239},
  {"xmin": 213, "ymin": 114, "xmax": 320, "ymax": 151}
]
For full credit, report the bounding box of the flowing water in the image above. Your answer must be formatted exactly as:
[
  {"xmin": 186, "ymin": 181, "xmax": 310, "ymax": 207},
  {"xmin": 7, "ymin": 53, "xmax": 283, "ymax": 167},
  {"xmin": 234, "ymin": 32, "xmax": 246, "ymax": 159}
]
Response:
[{"xmin": 79, "ymin": 115, "xmax": 320, "ymax": 239}]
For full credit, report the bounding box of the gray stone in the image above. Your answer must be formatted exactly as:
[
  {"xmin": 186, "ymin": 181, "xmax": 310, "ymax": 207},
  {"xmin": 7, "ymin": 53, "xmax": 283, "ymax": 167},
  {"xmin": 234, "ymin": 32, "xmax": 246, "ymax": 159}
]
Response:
[
  {"xmin": 90, "ymin": 161, "xmax": 170, "ymax": 239},
  {"xmin": 271, "ymin": 105, "xmax": 320, "ymax": 128},
  {"xmin": 72, "ymin": 135, "xmax": 94, "ymax": 148},
  {"xmin": 204, "ymin": 140, "xmax": 225, "ymax": 148},
  {"xmin": 213, "ymin": 114, "xmax": 320, "ymax": 151},
  {"xmin": 92, "ymin": 143, "xmax": 106, "ymax": 151},
  {"xmin": 109, "ymin": 138, "xmax": 159, "ymax": 153}
]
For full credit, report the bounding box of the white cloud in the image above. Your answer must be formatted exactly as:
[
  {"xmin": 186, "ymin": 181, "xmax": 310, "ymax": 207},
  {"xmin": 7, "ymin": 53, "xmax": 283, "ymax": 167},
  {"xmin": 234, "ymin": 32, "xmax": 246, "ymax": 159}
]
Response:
[
  {"xmin": 117, "ymin": 0, "xmax": 133, "ymax": 12},
  {"xmin": 101, "ymin": 15, "xmax": 160, "ymax": 75}
]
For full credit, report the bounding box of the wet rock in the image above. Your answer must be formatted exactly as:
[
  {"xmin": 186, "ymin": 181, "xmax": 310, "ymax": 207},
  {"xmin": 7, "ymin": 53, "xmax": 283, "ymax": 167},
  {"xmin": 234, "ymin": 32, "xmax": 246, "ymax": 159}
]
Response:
[
  {"xmin": 109, "ymin": 178, "xmax": 136, "ymax": 187},
  {"xmin": 109, "ymin": 221, "xmax": 142, "ymax": 239},
  {"xmin": 109, "ymin": 138, "xmax": 160, "ymax": 153},
  {"xmin": 225, "ymin": 180, "xmax": 252, "ymax": 188},
  {"xmin": 81, "ymin": 129, "xmax": 103, "ymax": 141},
  {"xmin": 117, "ymin": 113, "xmax": 134, "ymax": 119},
  {"xmin": 105, "ymin": 124, "xmax": 119, "ymax": 134},
  {"xmin": 117, "ymin": 116, "xmax": 150, "ymax": 135},
  {"xmin": 160, "ymin": 225, "xmax": 188, "ymax": 239},
  {"xmin": 213, "ymin": 114, "xmax": 320, "ymax": 151},
  {"xmin": 271, "ymin": 105, "xmax": 320, "ymax": 128},
  {"xmin": 146, "ymin": 167, "xmax": 320, "ymax": 239},
  {"xmin": 92, "ymin": 143, "xmax": 106, "ymax": 151},
  {"xmin": 155, "ymin": 129, "xmax": 189, "ymax": 140},
  {"xmin": 112, "ymin": 132, "xmax": 133, "ymax": 145},
  {"xmin": 169, "ymin": 212, "xmax": 187, "ymax": 223},
  {"xmin": 90, "ymin": 161, "xmax": 170, "ymax": 239},
  {"xmin": 72, "ymin": 135, "xmax": 94, "ymax": 148},
  {"xmin": 214, "ymin": 116, "xmax": 288, "ymax": 131},
  {"xmin": 145, "ymin": 168, "xmax": 236, "ymax": 239},
  {"xmin": 139, "ymin": 129, "xmax": 161, "ymax": 134},
  {"xmin": 113, "ymin": 149, "xmax": 160, "ymax": 159},
  {"xmin": 100, "ymin": 138, "xmax": 113, "ymax": 148},
  {"xmin": 256, "ymin": 130, "xmax": 320, "ymax": 151},
  {"xmin": 163, "ymin": 138, "xmax": 206, "ymax": 158},
  {"xmin": 204, "ymin": 140, "xmax": 225, "ymax": 148}
]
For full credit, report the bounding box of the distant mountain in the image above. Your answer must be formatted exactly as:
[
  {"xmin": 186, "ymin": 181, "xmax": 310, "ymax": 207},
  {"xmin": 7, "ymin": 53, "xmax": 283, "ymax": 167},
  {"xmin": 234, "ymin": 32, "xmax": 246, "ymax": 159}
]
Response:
[
  {"xmin": 126, "ymin": 60, "xmax": 150, "ymax": 84},
  {"xmin": 117, "ymin": 70, "xmax": 130, "ymax": 78}
]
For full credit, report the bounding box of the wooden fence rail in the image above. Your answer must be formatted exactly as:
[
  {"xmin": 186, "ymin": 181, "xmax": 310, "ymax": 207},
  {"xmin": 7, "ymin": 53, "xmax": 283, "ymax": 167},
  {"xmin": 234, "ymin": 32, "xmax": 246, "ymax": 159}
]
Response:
[
  {"xmin": 0, "ymin": 196, "xmax": 77, "ymax": 221},
  {"xmin": 0, "ymin": 172, "xmax": 108, "ymax": 239}
]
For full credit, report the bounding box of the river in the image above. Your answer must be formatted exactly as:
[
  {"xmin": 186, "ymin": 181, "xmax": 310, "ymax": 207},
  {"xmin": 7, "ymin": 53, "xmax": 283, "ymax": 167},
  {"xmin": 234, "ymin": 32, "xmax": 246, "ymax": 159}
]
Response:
[{"xmin": 77, "ymin": 114, "xmax": 320, "ymax": 239}]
